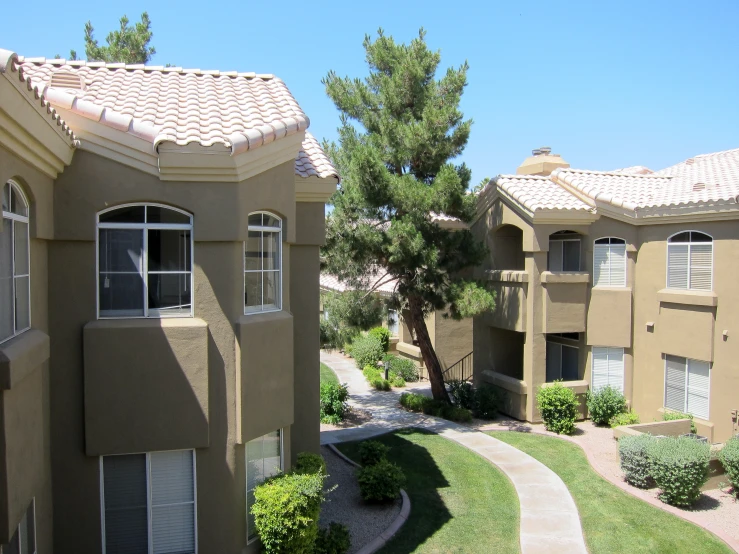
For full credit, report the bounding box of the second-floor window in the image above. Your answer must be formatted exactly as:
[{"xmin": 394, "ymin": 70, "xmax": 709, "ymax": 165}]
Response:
[
  {"xmin": 245, "ymin": 212, "xmax": 282, "ymax": 314},
  {"xmin": 97, "ymin": 204, "xmax": 193, "ymax": 318},
  {"xmin": 593, "ymin": 238, "xmax": 626, "ymax": 287},
  {"xmin": 1, "ymin": 180, "xmax": 30, "ymax": 344},
  {"xmin": 549, "ymin": 232, "xmax": 581, "ymax": 271},
  {"xmin": 667, "ymin": 231, "xmax": 712, "ymax": 291}
]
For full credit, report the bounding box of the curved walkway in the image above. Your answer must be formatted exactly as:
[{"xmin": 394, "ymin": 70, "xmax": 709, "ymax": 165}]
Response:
[{"xmin": 320, "ymin": 351, "xmax": 588, "ymax": 554}]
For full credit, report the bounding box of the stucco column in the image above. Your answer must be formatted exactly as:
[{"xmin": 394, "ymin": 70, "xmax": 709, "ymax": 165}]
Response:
[{"xmin": 524, "ymin": 251, "xmax": 548, "ymax": 421}]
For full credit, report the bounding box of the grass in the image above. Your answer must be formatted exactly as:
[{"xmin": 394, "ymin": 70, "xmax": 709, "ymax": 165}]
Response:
[
  {"xmin": 320, "ymin": 362, "xmax": 339, "ymax": 386},
  {"xmin": 488, "ymin": 431, "xmax": 732, "ymax": 554},
  {"xmin": 337, "ymin": 429, "xmax": 519, "ymax": 554}
]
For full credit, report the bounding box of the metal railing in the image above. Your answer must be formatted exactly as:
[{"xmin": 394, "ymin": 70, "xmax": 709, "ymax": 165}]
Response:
[{"xmin": 443, "ymin": 351, "xmax": 473, "ymax": 382}]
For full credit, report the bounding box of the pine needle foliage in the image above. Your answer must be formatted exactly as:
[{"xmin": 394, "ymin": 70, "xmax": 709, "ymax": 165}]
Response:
[{"xmin": 68, "ymin": 12, "xmax": 156, "ymax": 63}]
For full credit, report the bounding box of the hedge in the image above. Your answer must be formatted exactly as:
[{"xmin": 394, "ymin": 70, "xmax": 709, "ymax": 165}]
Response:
[
  {"xmin": 399, "ymin": 392, "xmax": 472, "ymax": 423},
  {"xmin": 351, "ymin": 334, "xmax": 385, "ymax": 369},
  {"xmin": 648, "ymin": 436, "xmax": 710, "ymax": 506},
  {"xmin": 618, "ymin": 433, "xmax": 654, "ymax": 488}
]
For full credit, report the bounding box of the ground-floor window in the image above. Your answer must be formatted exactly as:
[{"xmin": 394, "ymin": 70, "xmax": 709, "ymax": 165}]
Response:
[
  {"xmin": 546, "ymin": 340, "xmax": 579, "ymax": 382},
  {"xmin": 1, "ymin": 499, "xmax": 35, "ymax": 554},
  {"xmin": 246, "ymin": 430, "xmax": 283, "ymax": 542},
  {"xmin": 665, "ymin": 355, "xmax": 710, "ymax": 420},
  {"xmin": 387, "ymin": 309, "xmax": 399, "ymax": 337},
  {"xmin": 101, "ymin": 450, "xmax": 196, "ymax": 554},
  {"xmin": 591, "ymin": 347, "xmax": 624, "ymax": 393}
]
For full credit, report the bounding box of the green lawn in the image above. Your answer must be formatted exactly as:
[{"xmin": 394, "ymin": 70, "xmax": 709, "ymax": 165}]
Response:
[
  {"xmin": 337, "ymin": 429, "xmax": 519, "ymax": 554},
  {"xmin": 320, "ymin": 362, "xmax": 339, "ymax": 385},
  {"xmin": 488, "ymin": 431, "xmax": 732, "ymax": 554}
]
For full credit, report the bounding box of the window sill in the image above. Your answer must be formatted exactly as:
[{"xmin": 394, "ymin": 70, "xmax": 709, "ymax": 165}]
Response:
[
  {"xmin": 486, "ymin": 270, "xmax": 529, "ymax": 283},
  {"xmin": 396, "ymin": 341, "xmax": 422, "ymax": 359},
  {"xmin": 543, "ymin": 379, "xmax": 589, "ymax": 394},
  {"xmin": 0, "ymin": 329, "xmax": 50, "ymax": 390},
  {"xmin": 541, "ymin": 271, "xmax": 590, "ymax": 284},
  {"xmin": 657, "ymin": 289, "xmax": 717, "ymax": 307}
]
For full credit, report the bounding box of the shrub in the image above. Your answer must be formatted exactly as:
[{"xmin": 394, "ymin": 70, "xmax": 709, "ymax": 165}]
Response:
[
  {"xmin": 587, "ymin": 386, "xmax": 627, "ymax": 426},
  {"xmin": 618, "ymin": 434, "xmax": 654, "ymax": 488},
  {"xmin": 358, "ymin": 441, "xmax": 390, "ymax": 466},
  {"xmin": 473, "ymin": 385, "xmax": 500, "ymax": 420},
  {"xmin": 398, "ymin": 392, "xmax": 472, "ymax": 422},
  {"xmin": 384, "ymin": 354, "xmax": 419, "ymax": 382},
  {"xmin": 357, "ymin": 458, "xmax": 405, "ymax": 502},
  {"xmin": 390, "ymin": 373, "xmax": 406, "ymax": 388},
  {"xmin": 610, "ymin": 410, "xmax": 640, "ymax": 428},
  {"xmin": 252, "ymin": 471, "xmax": 324, "ymax": 553},
  {"xmin": 293, "ymin": 452, "xmax": 326, "ymax": 476},
  {"xmin": 648, "ymin": 436, "xmax": 710, "ymax": 506},
  {"xmin": 399, "ymin": 392, "xmax": 428, "ymax": 412},
  {"xmin": 315, "ymin": 523, "xmax": 351, "ymax": 554},
  {"xmin": 320, "ymin": 383, "xmax": 349, "ymax": 424},
  {"xmin": 351, "ymin": 334, "xmax": 384, "ymax": 369},
  {"xmin": 718, "ymin": 437, "xmax": 739, "ymax": 491},
  {"xmin": 448, "ymin": 379, "xmax": 475, "ymax": 410},
  {"xmin": 368, "ymin": 326, "xmax": 391, "ymax": 353},
  {"xmin": 662, "ymin": 410, "xmax": 698, "ymax": 434},
  {"xmin": 536, "ymin": 381, "xmax": 579, "ymax": 435},
  {"xmin": 363, "ymin": 365, "xmax": 390, "ymax": 391}
]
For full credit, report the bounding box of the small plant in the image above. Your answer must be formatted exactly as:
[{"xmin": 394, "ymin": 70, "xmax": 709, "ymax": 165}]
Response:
[
  {"xmin": 536, "ymin": 381, "xmax": 579, "ymax": 435},
  {"xmin": 315, "ymin": 522, "xmax": 351, "ymax": 554},
  {"xmin": 587, "ymin": 386, "xmax": 627, "ymax": 426},
  {"xmin": 293, "ymin": 452, "xmax": 326, "ymax": 476},
  {"xmin": 448, "ymin": 379, "xmax": 475, "ymax": 410},
  {"xmin": 473, "ymin": 385, "xmax": 500, "ymax": 420},
  {"xmin": 610, "ymin": 410, "xmax": 640, "ymax": 428},
  {"xmin": 362, "ymin": 365, "xmax": 391, "ymax": 391},
  {"xmin": 390, "ymin": 373, "xmax": 406, "ymax": 387},
  {"xmin": 618, "ymin": 434, "xmax": 654, "ymax": 488},
  {"xmin": 368, "ymin": 326, "xmax": 391, "ymax": 353},
  {"xmin": 648, "ymin": 436, "xmax": 710, "ymax": 506},
  {"xmin": 399, "ymin": 392, "xmax": 428, "ymax": 412},
  {"xmin": 357, "ymin": 458, "xmax": 405, "ymax": 502},
  {"xmin": 384, "ymin": 354, "xmax": 419, "ymax": 382},
  {"xmin": 351, "ymin": 334, "xmax": 385, "ymax": 369},
  {"xmin": 718, "ymin": 437, "xmax": 739, "ymax": 492},
  {"xmin": 398, "ymin": 392, "xmax": 472, "ymax": 422},
  {"xmin": 662, "ymin": 410, "xmax": 698, "ymax": 434},
  {"xmin": 358, "ymin": 441, "xmax": 390, "ymax": 466},
  {"xmin": 320, "ymin": 383, "xmax": 349, "ymax": 424}
]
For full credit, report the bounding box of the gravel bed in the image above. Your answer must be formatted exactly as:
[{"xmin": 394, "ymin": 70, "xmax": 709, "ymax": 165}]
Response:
[{"xmin": 319, "ymin": 445, "xmax": 401, "ymax": 554}]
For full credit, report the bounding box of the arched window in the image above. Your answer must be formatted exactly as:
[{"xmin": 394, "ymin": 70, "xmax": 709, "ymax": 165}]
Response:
[
  {"xmin": 1, "ymin": 181, "xmax": 30, "ymax": 343},
  {"xmin": 593, "ymin": 237, "xmax": 626, "ymax": 287},
  {"xmin": 97, "ymin": 204, "xmax": 193, "ymax": 318},
  {"xmin": 667, "ymin": 231, "xmax": 712, "ymax": 291},
  {"xmin": 245, "ymin": 212, "xmax": 282, "ymax": 314}
]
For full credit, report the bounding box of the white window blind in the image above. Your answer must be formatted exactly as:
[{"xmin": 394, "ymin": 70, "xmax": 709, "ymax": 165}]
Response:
[
  {"xmin": 593, "ymin": 238, "xmax": 626, "ymax": 287},
  {"xmin": 246, "ymin": 430, "xmax": 283, "ymax": 542},
  {"xmin": 591, "ymin": 347, "xmax": 624, "ymax": 392},
  {"xmin": 664, "ymin": 355, "xmax": 710, "ymax": 420},
  {"xmin": 151, "ymin": 451, "xmax": 196, "ymax": 554},
  {"xmin": 667, "ymin": 231, "xmax": 712, "ymax": 291}
]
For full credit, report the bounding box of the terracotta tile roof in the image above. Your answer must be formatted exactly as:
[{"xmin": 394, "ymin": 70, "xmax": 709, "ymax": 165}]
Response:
[
  {"xmin": 295, "ymin": 132, "xmax": 338, "ymax": 179},
  {"xmin": 494, "ymin": 174, "xmax": 594, "ymax": 213},
  {"xmin": 320, "ymin": 271, "xmax": 398, "ymax": 296},
  {"xmin": 610, "ymin": 165, "xmax": 653, "ymax": 175}
]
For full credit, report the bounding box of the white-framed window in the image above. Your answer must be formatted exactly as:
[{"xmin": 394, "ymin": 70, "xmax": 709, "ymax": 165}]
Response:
[
  {"xmin": 1, "ymin": 499, "xmax": 36, "ymax": 554},
  {"xmin": 245, "ymin": 213, "xmax": 282, "ymax": 314},
  {"xmin": 387, "ymin": 309, "xmax": 399, "ymax": 337},
  {"xmin": 591, "ymin": 347, "xmax": 624, "ymax": 393},
  {"xmin": 664, "ymin": 355, "xmax": 710, "ymax": 420},
  {"xmin": 97, "ymin": 204, "xmax": 193, "ymax": 318},
  {"xmin": 1, "ymin": 180, "xmax": 31, "ymax": 344},
  {"xmin": 546, "ymin": 339, "xmax": 579, "ymax": 382},
  {"xmin": 593, "ymin": 237, "xmax": 626, "ymax": 287},
  {"xmin": 246, "ymin": 430, "xmax": 283, "ymax": 543},
  {"xmin": 666, "ymin": 231, "xmax": 712, "ymax": 291},
  {"xmin": 549, "ymin": 232, "xmax": 581, "ymax": 271},
  {"xmin": 101, "ymin": 450, "xmax": 197, "ymax": 554}
]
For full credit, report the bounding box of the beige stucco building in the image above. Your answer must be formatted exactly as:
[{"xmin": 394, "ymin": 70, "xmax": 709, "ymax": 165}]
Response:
[
  {"xmin": 473, "ymin": 147, "xmax": 739, "ymax": 444},
  {"xmin": 0, "ymin": 50, "xmax": 337, "ymax": 553}
]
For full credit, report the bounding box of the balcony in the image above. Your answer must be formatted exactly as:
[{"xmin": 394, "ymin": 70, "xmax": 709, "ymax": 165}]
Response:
[
  {"xmin": 483, "ymin": 270, "xmax": 528, "ymax": 332},
  {"xmin": 541, "ymin": 271, "xmax": 589, "ymax": 333}
]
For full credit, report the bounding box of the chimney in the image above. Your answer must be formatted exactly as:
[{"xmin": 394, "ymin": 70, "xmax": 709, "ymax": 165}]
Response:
[{"xmin": 516, "ymin": 146, "xmax": 570, "ymax": 176}]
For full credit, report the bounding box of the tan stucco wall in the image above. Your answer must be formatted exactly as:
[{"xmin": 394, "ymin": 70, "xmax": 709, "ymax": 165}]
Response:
[
  {"xmin": 541, "ymin": 280, "xmax": 588, "ymax": 333},
  {"xmin": 483, "ymin": 280, "xmax": 527, "ymax": 332},
  {"xmin": 432, "ymin": 313, "xmax": 472, "ymax": 370},
  {"xmin": 587, "ymin": 288, "xmax": 632, "ymax": 347}
]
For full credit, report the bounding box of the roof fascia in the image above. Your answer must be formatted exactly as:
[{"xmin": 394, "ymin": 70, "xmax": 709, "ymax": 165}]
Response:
[{"xmin": 295, "ymin": 175, "xmax": 338, "ymax": 203}]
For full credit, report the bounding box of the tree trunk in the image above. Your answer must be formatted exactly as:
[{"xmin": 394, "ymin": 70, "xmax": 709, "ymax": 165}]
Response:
[{"xmin": 407, "ymin": 295, "xmax": 451, "ymax": 403}]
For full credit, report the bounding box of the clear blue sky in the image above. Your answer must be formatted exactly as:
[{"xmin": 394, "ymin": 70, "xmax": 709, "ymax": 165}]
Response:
[{"xmin": 4, "ymin": 1, "xmax": 738, "ymax": 183}]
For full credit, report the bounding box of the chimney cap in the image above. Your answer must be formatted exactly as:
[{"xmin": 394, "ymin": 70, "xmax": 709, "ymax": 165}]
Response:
[
  {"xmin": 532, "ymin": 148, "xmax": 542, "ymax": 156},
  {"xmin": 539, "ymin": 146, "xmax": 552, "ymax": 155}
]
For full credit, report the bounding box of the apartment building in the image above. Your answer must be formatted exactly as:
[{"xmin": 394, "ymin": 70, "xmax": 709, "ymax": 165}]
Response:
[
  {"xmin": 0, "ymin": 50, "xmax": 337, "ymax": 553},
  {"xmin": 473, "ymin": 147, "xmax": 739, "ymax": 444}
]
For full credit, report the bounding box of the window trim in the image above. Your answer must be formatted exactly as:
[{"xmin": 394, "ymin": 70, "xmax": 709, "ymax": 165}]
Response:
[
  {"xmin": 593, "ymin": 237, "xmax": 627, "ymax": 288},
  {"xmin": 663, "ymin": 355, "xmax": 711, "ymax": 420},
  {"xmin": 95, "ymin": 203, "xmax": 194, "ymax": 319},
  {"xmin": 99, "ymin": 449, "xmax": 198, "ymax": 554},
  {"xmin": 246, "ymin": 429, "xmax": 284, "ymax": 545},
  {"xmin": 666, "ymin": 230, "xmax": 713, "ymax": 292},
  {"xmin": 244, "ymin": 211, "xmax": 283, "ymax": 316},
  {"xmin": 1, "ymin": 180, "xmax": 31, "ymax": 345}
]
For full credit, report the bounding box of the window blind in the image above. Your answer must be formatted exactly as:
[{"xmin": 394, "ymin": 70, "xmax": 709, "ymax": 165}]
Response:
[
  {"xmin": 103, "ymin": 455, "xmax": 148, "ymax": 554},
  {"xmin": 664, "ymin": 355, "xmax": 710, "ymax": 420},
  {"xmin": 667, "ymin": 244, "xmax": 689, "ymax": 289},
  {"xmin": 686, "ymin": 359, "xmax": 710, "ymax": 420},
  {"xmin": 689, "ymin": 245, "xmax": 712, "ymax": 290},
  {"xmin": 591, "ymin": 347, "xmax": 624, "ymax": 392},
  {"xmin": 593, "ymin": 242, "xmax": 626, "ymax": 287},
  {"xmin": 150, "ymin": 451, "xmax": 195, "ymax": 554}
]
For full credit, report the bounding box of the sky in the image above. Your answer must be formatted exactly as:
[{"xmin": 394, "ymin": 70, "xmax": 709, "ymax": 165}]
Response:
[{"xmin": 3, "ymin": 0, "xmax": 738, "ymax": 184}]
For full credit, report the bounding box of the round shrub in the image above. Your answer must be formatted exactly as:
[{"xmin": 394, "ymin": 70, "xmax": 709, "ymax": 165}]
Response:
[
  {"xmin": 368, "ymin": 326, "xmax": 391, "ymax": 353},
  {"xmin": 587, "ymin": 386, "xmax": 627, "ymax": 426},
  {"xmin": 536, "ymin": 381, "xmax": 579, "ymax": 435},
  {"xmin": 358, "ymin": 440, "xmax": 390, "ymax": 466},
  {"xmin": 320, "ymin": 383, "xmax": 349, "ymax": 424},
  {"xmin": 473, "ymin": 385, "xmax": 500, "ymax": 420},
  {"xmin": 648, "ymin": 436, "xmax": 710, "ymax": 506},
  {"xmin": 294, "ymin": 452, "xmax": 327, "ymax": 476},
  {"xmin": 315, "ymin": 522, "xmax": 351, "ymax": 554},
  {"xmin": 718, "ymin": 437, "xmax": 739, "ymax": 492},
  {"xmin": 351, "ymin": 335, "xmax": 384, "ymax": 369},
  {"xmin": 610, "ymin": 410, "xmax": 640, "ymax": 428},
  {"xmin": 384, "ymin": 354, "xmax": 419, "ymax": 382},
  {"xmin": 357, "ymin": 458, "xmax": 405, "ymax": 502},
  {"xmin": 618, "ymin": 433, "xmax": 654, "ymax": 488}
]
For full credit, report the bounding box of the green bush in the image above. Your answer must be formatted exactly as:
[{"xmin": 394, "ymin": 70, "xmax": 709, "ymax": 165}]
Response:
[
  {"xmin": 399, "ymin": 392, "xmax": 428, "ymax": 412},
  {"xmin": 362, "ymin": 365, "xmax": 390, "ymax": 391},
  {"xmin": 398, "ymin": 392, "xmax": 473, "ymax": 423},
  {"xmin": 358, "ymin": 440, "xmax": 390, "ymax": 466},
  {"xmin": 610, "ymin": 410, "xmax": 640, "ymax": 428},
  {"xmin": 718, "ymin": 437, "xmax": 739, "ymax": 492},
  {"xmin": 390, "ymin": 373, "xmax": 406, "ymax": 387},
  {"xmin": 473, "ymin": 385, "xmax": 500, "ymax": 420},
  {"xmin": 293, "ymin": 452, "xmax": 326, "ymax": 476},
  {"xmin": 587, "ymin": 386, "xmax": 627, "ymax": 426},
  {"xmin": 368, "ymin": 326, "xmax": 391, "ymax": 353},
  {"xmin": 648, "ymin": 436, "xmax": 710, "ymax": 506},
  {"xmin": 351, "ymin": 334, "xmax": 385, "ymax": 369},
  {"xmin": 448, "ymin": 379, "xmax": 475, "ymax": 410},
  {"xmin": 384, "ymin": 354, "xmax": 419, "ymax": 382},
  {"xmin": 319, "ymin": 383, "xmax": 349, "ymax": 424},
  {"xmin": 662, "ymin": 410, "xmax": 698, "ymax": 434},
  {"xmin": 357, "ymin": 458, "xmax": 405, "ymax": 502},
  {"xmin": 315, "ymin": 522, "xmax": 351, "ymax": 554},
  {"xmin": 536, "ymin": 381, "xmax": 579, "ymax": 435},
  {"xmin": 252, "ymin": 471, "xmax": 324, "ymax": 553},
  {"xmin": 618, "ymin": 434, "xmax": 654, "ymax": 488}
]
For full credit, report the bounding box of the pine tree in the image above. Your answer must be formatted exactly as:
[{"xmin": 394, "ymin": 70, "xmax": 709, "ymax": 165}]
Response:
[
  {"xmin": 322, "ymin": 29, "xmax": 496, "ymax": 402},
  {"xmin": 67, "ymin": 13, "xmax": 156, "ymax": 63}
]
